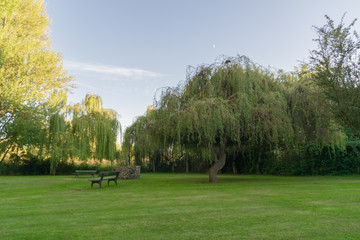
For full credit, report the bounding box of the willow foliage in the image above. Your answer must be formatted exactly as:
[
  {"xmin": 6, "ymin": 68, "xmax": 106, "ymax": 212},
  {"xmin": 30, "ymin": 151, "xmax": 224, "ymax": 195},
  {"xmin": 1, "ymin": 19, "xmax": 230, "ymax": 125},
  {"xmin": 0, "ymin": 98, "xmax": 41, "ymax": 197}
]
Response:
[
  {"xmin": 284, "ymin": 67, "xmax": 345, "ymax": 150},
  {"xmin": 146, "ymin": 56, "xmax": 346, "ymax": 180},
  {"xmin": 154, "ymin": 56, "xmax": 293, "ymax": 161},
  {"xmin": 122, "ymin": 106, "xmax": 158, "ymax": 167},
  {"xmin": 48, "ymin": 94, "xmax": 120, "ymax": 174},
  {"xmin": 48, "ymin": 113, "xmax": 70, "ymax": 175},
  {"xmin": 69, "ymin": 94, "xmax": 120, "ymax": 162}
]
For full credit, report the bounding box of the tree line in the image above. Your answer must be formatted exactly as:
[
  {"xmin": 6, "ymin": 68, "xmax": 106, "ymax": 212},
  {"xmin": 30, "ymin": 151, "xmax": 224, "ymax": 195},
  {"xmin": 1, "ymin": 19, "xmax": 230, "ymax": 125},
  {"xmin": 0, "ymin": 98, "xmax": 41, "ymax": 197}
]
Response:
[{"xmin": 1, "ymin": 1, "xmax": 359, "ymax": 181}]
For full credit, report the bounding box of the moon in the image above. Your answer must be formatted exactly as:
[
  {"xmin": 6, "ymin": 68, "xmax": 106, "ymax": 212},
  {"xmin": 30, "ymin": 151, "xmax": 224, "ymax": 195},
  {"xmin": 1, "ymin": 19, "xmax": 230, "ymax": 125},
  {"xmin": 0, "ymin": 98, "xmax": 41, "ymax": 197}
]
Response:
[{"xmin": 212, "ymin": 44, "xmax": 216, "ymax": 48}]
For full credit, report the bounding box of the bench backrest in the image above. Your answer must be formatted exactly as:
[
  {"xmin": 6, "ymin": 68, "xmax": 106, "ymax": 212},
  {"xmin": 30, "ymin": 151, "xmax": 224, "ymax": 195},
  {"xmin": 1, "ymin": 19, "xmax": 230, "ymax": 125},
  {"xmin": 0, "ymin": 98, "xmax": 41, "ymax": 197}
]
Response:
[
  {"xmin": 75, "ymin": 170, "xmax": 97, "ymax": 173},
  {"xmin": 98, "ymin": 172, "xmax": 104, "ymax": 180},
  {"xmin": 98, "ymin": 171, "xmax": 120, "ymax": 178}
]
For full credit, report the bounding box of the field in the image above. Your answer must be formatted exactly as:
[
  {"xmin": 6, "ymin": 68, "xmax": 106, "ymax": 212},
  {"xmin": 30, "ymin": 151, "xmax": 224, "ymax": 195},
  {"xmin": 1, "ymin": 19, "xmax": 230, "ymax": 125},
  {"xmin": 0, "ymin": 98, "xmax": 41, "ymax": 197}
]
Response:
[{"xmin": 1, "ymin": 173, "xmax": 360, "ymax": 240}]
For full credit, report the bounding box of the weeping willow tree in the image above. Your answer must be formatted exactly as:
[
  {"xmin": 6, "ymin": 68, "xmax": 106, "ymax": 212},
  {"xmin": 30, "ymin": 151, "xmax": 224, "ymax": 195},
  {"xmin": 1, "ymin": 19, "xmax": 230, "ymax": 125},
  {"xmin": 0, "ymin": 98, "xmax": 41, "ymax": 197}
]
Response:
[
  {"xmin": 122, "ymin": 116, "xmax": 145, "ymax": 167},
  {"xmin": 48, "ymin": 113, "xmax": 71, "ymax": 175},
  {"xmin": 122, "ymin": 56, "xmax": 346, "ymax": 178},
  {"xmin": 122, "ymin": 106, "xmax": 160, "ymax": 171},
  {"xmin": 48, "ymin": 94, "xmax": 120, "ymax": 175},
  {"xmin": 152, "ymin": 56, "xmax": 294, "ymax": 183},
  {"xmin": 69, "ymin": 94, "xmax": 120, "ymax": 162}
]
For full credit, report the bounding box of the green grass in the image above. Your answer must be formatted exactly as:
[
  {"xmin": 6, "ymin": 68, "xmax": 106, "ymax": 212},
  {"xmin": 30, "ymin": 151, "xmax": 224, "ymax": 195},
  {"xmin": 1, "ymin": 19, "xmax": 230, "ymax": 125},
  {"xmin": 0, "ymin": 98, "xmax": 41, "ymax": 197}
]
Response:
[{"xmin": 1, "ymin": 173, "xmax": 360, "ymax": 239}]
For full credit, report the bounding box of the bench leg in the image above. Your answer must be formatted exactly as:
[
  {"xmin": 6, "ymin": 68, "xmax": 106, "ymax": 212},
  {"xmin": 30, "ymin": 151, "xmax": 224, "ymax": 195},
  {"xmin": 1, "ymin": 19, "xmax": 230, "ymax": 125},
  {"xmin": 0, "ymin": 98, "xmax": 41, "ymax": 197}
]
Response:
[
  {"xmin": 107, "ymin": 179, "xmax": 117, "ymax": 186},
  {"xmin": 91, "ymin": 181, "xmax": 102, "ymax": 188}
]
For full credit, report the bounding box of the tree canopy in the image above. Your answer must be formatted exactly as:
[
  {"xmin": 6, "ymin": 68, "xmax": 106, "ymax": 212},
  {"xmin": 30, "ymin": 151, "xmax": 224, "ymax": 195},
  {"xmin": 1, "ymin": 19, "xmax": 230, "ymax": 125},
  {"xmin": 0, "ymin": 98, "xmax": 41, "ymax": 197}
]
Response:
[
  {"xmin": 0, "ymin": 0, "xmax": 72, "ymax": 162},
  {"xmin": 310, "ymin": 14, "xmax": 360, "ymax": 137},
  {"xmin": 152, "ymin": 57, "xmax": 288, "ymax": 182},
  {"xmin": 48, "ymin": 94, "xmax": 120, "ymax": 175}
]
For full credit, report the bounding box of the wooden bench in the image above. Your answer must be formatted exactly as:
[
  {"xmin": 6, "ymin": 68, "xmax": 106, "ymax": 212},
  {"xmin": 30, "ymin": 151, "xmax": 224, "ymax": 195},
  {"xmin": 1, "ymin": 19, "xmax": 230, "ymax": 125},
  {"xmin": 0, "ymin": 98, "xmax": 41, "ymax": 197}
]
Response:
[
  {"xmin": 74, "ymin": 170, "xmax": 97, "ymax": 178},
  {"xmin": 89, "ymin": 171, "xmax": 120, "ymax": 188}
]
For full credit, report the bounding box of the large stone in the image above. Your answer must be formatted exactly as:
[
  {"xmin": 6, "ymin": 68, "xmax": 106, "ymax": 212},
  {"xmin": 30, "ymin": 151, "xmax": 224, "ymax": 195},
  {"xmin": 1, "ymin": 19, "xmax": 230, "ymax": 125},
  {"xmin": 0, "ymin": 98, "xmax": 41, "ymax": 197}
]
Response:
[{"xmin": 116, "ymin": 166, "xmax": 140, "ymax": 179}]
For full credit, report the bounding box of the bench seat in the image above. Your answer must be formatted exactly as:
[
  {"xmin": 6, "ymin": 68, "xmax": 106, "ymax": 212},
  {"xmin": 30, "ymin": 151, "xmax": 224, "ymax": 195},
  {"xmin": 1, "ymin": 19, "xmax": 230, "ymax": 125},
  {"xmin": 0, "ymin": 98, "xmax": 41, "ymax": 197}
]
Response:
[{"xmin": 89, "ymin": 171, "xmax": 120, "ymax": 188}]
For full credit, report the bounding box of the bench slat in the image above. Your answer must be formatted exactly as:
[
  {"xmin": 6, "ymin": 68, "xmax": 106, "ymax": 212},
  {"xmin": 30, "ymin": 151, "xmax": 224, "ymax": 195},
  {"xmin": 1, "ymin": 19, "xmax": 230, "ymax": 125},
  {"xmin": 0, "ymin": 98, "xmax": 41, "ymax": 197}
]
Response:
[
  {"xmin": 89, "ymin": 178, "xmax": 102, "ymax": 181},
  {"xmin": 74, "ymin": 170, "xmax": 97, "ymax": 178}
]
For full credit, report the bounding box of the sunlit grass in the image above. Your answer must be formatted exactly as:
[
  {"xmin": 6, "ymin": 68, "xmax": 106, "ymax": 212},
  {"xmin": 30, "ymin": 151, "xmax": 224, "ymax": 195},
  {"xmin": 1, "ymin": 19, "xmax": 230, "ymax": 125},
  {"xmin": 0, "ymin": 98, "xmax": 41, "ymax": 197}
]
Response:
[{"xmin": 1, "ymin": 173, "xmax": 360, "ymax": 239}]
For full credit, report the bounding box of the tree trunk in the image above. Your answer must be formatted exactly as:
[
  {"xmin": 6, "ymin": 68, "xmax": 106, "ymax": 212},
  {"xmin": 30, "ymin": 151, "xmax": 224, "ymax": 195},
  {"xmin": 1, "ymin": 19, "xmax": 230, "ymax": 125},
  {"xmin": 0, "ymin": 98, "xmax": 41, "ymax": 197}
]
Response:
[
  {"xmin": 185, "ymin": 154, "xmax": 189, "ymax": 173},
  {"xmin": 51, "ymin": 163, "xmax": 56, "ymax": 176},
  {"xmin": 126, "ymin": 149, "xmax": 131, "ymax": 166},
  {"xmin": 256, "ymin": 152, "xmax": 262, "ymax": 175},
  {"xmin": 151, "ymin": 157, "xmax": 156, "ymax": 173},
  {"xmin": 232, "ymin": 160, "xmax": 238, "ymax": 174},
  {"xmin": 0, "ymin": 142, "xmax": 13, "ymax": 163},
  {"xmin": 209, "ymin": 144, "xmax": 226, "ymax": 183},
  {"xmin": 135, "ymin": 151, "xmax": 141, "ymax": 166},
  {"xmin": 51, "ymin": 166, "xmax": 56, "ymax": 176}
]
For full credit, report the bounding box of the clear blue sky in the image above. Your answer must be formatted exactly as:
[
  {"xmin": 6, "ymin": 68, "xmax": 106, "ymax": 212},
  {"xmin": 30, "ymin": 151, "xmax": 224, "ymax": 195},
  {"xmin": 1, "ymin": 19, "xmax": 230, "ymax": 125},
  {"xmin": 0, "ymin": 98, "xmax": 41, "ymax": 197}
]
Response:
[{"xmin": 45, "ymin": 0, "xmax": 360, "ymax": 129}]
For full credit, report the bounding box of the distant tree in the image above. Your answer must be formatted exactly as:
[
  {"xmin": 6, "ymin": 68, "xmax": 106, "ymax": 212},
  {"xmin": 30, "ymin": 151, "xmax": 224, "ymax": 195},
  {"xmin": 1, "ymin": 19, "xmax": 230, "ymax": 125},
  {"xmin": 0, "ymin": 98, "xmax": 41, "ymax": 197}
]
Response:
[
  {"xmin": 122, "ymin": 106, "xmax": 160, "ymax": 171},
  {"xmin": 288, "ymin": 67, "xmax": 345, "ymax": 146},
  {"xmin": 152, "ymin": 56, "xmax": 294, "ymax": 183},
  {"xmin": 0, "ymin": 0, "xmax": 72, "ymax": 161},
  {"xmin": 48, "ymin": 94, "xmax": 120, "ymax": 175},
  {"xmin": 309, "ymin": 14, "xmax": 360, "ymax": 137},
  {"xmin": 279, "ymin": 67, "xmax": 346, "ymax": 175}
]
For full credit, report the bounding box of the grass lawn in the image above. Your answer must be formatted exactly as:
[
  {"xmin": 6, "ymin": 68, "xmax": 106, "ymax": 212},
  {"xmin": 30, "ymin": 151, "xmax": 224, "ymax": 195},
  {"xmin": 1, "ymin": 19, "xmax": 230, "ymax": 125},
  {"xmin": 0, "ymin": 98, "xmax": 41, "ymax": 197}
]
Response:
[{"xmin": 1, "ymin": 173, "xmax": 360, "ymax": 240}]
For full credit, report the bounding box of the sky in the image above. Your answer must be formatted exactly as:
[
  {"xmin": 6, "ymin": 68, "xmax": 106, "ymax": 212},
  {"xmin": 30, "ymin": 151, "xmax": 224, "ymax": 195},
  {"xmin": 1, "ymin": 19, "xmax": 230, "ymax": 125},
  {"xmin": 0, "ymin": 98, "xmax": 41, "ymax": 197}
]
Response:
[{"xmin": 44, "ymin": 0, "xmax": 360, "ymax": 130}]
